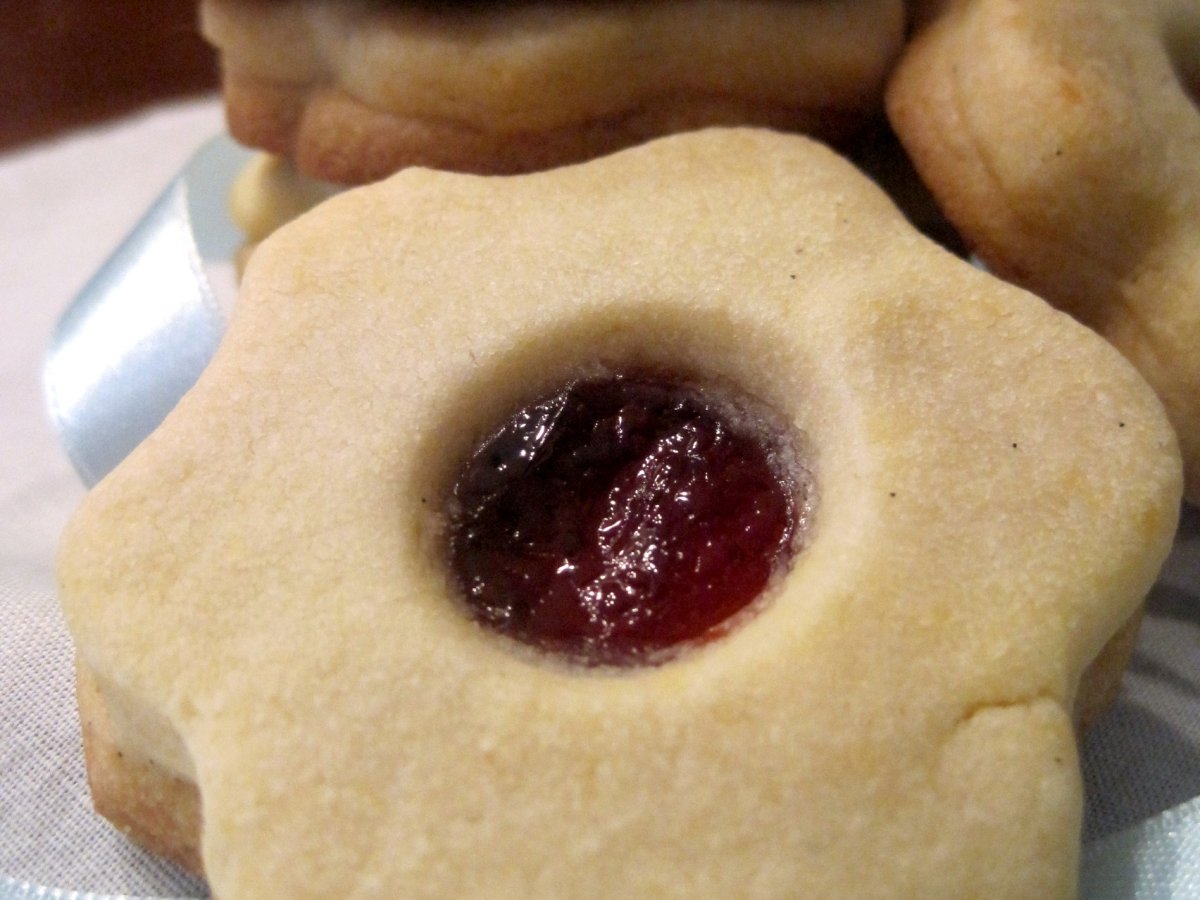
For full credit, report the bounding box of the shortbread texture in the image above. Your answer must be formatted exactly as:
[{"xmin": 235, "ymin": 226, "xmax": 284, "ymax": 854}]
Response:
[
  {"xmin": 201, "ymin": 0, "xmax": 905, "ymax": 181},
  {"xmin": 888, "ymin": 0, "xmax": 1200, "ymax": 504},
  {"xmin": 59, "ymin": 129, "xmax": 1182, "ymax": 899}
]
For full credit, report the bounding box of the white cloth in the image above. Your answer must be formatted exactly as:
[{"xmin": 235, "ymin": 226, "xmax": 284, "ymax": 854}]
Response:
[
  {"xmin": 0, "ymin": 96, "xmax": 1197, "ymax": 898},
  {"xmin": 0, "ymin": 97, "xmax": 221, "ymax": 898}
]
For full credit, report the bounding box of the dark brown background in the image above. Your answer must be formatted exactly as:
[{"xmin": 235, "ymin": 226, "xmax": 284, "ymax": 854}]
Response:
[{"xmin": 0, "ymin": 0, "xmax": 218, "ymax": 151}]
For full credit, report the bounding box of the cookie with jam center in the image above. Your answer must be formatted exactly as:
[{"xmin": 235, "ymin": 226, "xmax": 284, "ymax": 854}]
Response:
[{"xmin": 59, "ymin": 128, "xmax": 1181, "ymax": 899}]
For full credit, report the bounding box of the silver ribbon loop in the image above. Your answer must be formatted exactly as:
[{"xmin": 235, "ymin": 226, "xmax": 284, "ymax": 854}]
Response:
[
  {"xmin": 0, "ymin": 873, "xmax": 190, "ymax": 900},
  {"xmin": 43, "ymin": 137, "xmax": 249, "ymax": 487},
  {"xmin": 1081, "ymin": 794, "xmax": 1200, "ymax": 899}
]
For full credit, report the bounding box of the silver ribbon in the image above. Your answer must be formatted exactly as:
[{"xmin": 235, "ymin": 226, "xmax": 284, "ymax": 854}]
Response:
[
  {"xmin": 1080, "ymin": 794, "xmax": 1200, "ymax": 899},
  {"xmin": 43, "ymin": 136, "xmax": 249, "ymax": 487},
  {"xmin": 0, "ymin": 875, "xmax": 188, "ymax": 900},
  {"xmin": 26, "ymin": 133, "xmax": 1200, "ymax": 900}
]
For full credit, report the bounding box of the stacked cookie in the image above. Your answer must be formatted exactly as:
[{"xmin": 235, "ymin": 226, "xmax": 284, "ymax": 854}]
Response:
[
  {"xmin": 58, "ymin": 2, "xmax": 1195, "ymax": 898},
  {"xmin": 202, "ymin": 0, "xmax": 905, "ymax": 180},
  {"xmin": 207, "ymin": 0, "xmax": 908, "ymax": 245}
]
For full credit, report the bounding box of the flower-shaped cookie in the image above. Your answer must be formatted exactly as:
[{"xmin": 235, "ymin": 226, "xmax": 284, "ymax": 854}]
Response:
[{"xmin": 59, "ymin": 129, "xmax": 1181, "ymax": 898}]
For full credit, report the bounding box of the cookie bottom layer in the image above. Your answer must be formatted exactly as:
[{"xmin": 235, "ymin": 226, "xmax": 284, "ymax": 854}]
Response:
[
  {"xmin": 224, "ymin": 72, "xmax": 866, "ymax": 185},
  {"xmin": 77, "ymin": 660, "xmax": 203, "ymax": 877}
]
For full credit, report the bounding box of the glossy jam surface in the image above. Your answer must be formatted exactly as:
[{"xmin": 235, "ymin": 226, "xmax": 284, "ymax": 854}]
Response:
[{"xmin": 447, "ymin": 374, "xmax": 802, "ymax": 666}]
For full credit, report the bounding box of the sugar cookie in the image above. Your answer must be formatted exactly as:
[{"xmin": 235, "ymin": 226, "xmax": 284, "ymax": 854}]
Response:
[
  {"xmin": 60, "ymin": 129, "xmax": 1181, "ymax": 898},
  {"xmin": 200, "ymin": 0, "xmax": 905, "ymax": 183},
  {"xmin": 887, "ymin": 0, "xmax": 1200, "ymax": 504}
]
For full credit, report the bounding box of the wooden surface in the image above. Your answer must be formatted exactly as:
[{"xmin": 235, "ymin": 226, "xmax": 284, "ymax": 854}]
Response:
[{"xmin": 0, "ymin": 0, "xmax": 218, "ymax": 150}]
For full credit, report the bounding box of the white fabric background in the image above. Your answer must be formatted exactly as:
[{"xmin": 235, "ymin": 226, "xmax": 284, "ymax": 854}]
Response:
[
  {"xmin": 0, "ymin": 97, "xmax": 1196, "ymax": 897},
  {"xmin": 1, "ymin": 98, "xmax": 221, "ymax": 898}
]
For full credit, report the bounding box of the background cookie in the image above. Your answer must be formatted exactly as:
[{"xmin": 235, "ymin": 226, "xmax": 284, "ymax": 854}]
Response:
[
  {"xmin": 887, "ymin": 0, "xmax": 1200, "ymax": 504},
  {"xmin": 201, "ymin": 0, "xmax": 906, "ymax": 183}
]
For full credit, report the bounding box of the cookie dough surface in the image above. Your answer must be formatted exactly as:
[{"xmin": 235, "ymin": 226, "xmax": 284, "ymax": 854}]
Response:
[
  {"xmin": 58, "ymin": 129, "xmax": 1182, "ymax": 898},
  {"xmin": 887, "ymin": 0, "xmax": 1200, "ymax": 504},
  {"xmin": 201, "ymin": 0, "xmax": 906, "ymax": 181}
]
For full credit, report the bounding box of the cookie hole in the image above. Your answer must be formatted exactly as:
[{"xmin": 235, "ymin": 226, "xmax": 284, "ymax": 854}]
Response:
[{"xmin": 444, "ymin": 370, "xmax": 811, "ymax": 668}]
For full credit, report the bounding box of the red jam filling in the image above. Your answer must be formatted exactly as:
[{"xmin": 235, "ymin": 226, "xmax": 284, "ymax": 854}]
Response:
[{"xmin": 447, "ymin": 374, "xmax": 803, "ymax": 666}]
